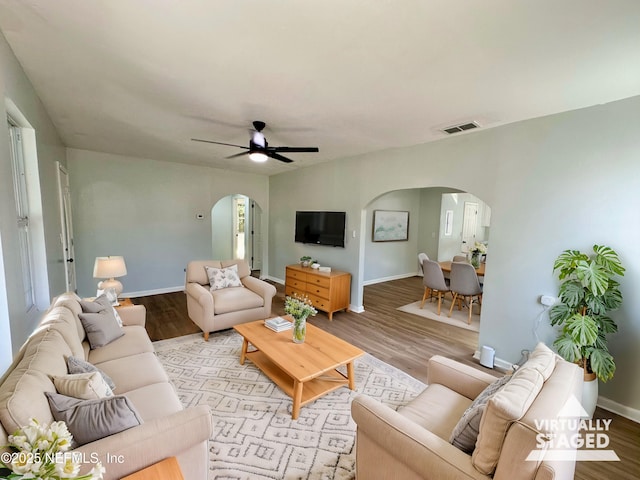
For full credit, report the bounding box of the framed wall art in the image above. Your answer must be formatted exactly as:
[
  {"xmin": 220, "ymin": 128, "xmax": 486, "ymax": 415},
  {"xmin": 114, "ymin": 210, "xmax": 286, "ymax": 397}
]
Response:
[{"xmin": 372, "ymin": 210, "xmax": 409, "ymax": 242}]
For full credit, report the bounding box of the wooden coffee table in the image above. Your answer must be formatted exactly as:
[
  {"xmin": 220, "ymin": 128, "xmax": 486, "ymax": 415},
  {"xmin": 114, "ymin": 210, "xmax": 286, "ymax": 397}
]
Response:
[{"xmin": 234, "ymin": 318, "xmax": 364, "ymax": 419}]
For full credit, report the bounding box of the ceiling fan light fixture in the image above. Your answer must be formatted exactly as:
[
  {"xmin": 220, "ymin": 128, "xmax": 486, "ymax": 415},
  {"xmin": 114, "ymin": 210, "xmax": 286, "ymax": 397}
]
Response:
[{"xmin": 249, "ymin": 151, "xmax": 268, "ymax": 163}]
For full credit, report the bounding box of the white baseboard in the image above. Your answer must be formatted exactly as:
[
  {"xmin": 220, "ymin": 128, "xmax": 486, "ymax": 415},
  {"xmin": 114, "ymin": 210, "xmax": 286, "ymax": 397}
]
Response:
[
  {"xmin": 267, "ymin": 276, "xmax": 285, "ymax": 285},
  {"xmin": 363, "ymin": 272, "xmax": 417, "ymax": 286},
  {"xmin": 597, "ymin": 396, "xmax": 640, "ymax": 423},
  {"xmin": 122, "ymin": 286, "xmax": 184, "ymax": 298},
  {"xmin": 349, "ymin": 304, "xmax": 365, "ymax": 313},
  {"xmin": 473, "ymin": 350, "xmax": 513, "ymax": 373}
]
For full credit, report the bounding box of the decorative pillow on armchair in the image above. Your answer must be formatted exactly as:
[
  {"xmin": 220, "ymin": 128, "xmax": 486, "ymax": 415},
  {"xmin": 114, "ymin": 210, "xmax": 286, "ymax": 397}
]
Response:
[
  {"xmin": 449, "ymin": 374, "xmax": 512, "ymax": 453},
  {"xmin": 205, "ymin": 264, "xmax": 243, "ymax": 291}
]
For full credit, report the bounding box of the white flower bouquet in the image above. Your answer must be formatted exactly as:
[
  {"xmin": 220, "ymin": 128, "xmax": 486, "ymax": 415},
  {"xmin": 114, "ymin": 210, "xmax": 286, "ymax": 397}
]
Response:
[
  {"xmin": 0, "ymin": 419, "xmax": 104, "ymax": 480},
  {"xmin": 471, "ymin": 242, "xmax": 487, "ymax": 254},
  {"xmin": 284, "ymin": 294, "xmax": 317, "ymax": 320}
]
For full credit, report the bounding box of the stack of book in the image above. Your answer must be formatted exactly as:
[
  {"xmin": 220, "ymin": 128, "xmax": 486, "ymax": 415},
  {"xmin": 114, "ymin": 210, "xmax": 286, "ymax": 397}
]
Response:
[{"xmin": 264, "ymin": 317, "xmax": 292, "ymax": 332}]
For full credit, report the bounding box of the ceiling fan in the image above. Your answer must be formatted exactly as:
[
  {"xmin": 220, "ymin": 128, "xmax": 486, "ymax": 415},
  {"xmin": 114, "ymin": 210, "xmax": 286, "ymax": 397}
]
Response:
[{"xmin": 191, "ymin": 120, "xmax": 319, "ymax": 163}]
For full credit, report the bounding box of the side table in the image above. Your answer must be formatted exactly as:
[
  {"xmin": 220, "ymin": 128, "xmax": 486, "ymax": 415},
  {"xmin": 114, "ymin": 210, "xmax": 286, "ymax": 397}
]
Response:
[{"xmin": 121, "ymin": 457, "xmax": 184, "ymax": 480}]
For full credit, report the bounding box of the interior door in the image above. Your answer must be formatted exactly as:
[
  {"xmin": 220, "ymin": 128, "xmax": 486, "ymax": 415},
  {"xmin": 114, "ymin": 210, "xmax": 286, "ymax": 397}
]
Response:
[
  {"xmin": 251, "ymin": 201, "xmax": 263, "ymax": 271},
  {"xmin": 57, "ymin": 162, "xmax": 77, "ymax": 292},
  {"xmin": 461, "ymin": 202, "xmax": 479, "ymax": 252}
]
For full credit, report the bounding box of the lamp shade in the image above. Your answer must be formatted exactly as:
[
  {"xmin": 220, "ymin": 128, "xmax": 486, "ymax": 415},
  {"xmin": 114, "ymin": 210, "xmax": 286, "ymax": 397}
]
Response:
[{"xmin": 93, "ymin": 256, "xmax": 127, "ymax": 279}]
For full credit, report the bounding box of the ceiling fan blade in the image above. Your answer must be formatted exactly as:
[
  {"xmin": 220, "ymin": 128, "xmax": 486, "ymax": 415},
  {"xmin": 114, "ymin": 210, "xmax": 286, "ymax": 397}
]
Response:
[
  {"xmin": 271, "ymin": 146, "xmax": 319, "ymax": 153},
  {"xmin": 268, "ymin": 151, "xmax": 294, "ymax": 163},
  {"xmin": 191, "ymin": 138, "xmax": 249, "ymax": 149},
  {"xmin": 226, "ymin": 151, "xmax": 250, "ymax": 159}
]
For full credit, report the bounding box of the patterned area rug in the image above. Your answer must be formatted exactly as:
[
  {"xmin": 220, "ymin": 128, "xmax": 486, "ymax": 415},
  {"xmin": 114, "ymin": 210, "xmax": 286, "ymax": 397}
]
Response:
[{"xmin": 153, "ymin": 331, "xmax": 425, "ymax": 480}]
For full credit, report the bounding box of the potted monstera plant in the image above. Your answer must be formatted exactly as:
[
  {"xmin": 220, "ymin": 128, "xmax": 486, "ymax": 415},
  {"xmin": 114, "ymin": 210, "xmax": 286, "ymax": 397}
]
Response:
[{"xmin": 550, "ymin": 245, "xmax": 625, "ymax": 416}]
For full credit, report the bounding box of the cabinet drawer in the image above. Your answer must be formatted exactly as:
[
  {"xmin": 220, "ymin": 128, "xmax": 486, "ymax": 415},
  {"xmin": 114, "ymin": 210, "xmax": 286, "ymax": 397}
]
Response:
[
  {"xmin": 306, "ymin": 274, "xmax": 330, "ymax": 289},
  {"xmin": 308, "ymin": 294, "xmax": 330, "ymax": 311},
  {"xmin": 286, "ymin": 277, "xmax": 306, "ymax": 291},
  {"xmin": 285, "ymin": 285, "xmax": 304, "ymax": 297},
  {"xmin": 306, "ymin": 283, "xmax": 329, "ymax": 300},
  {"xmin": 286, "ymin": 268, "xmax": 307, "ymax": 281}
]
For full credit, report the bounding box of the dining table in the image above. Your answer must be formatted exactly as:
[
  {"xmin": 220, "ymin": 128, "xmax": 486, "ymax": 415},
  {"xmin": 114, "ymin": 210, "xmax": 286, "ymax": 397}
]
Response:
[{"xmin": 439, "ymin": 260, "xmax": 485, "ymax": 277}]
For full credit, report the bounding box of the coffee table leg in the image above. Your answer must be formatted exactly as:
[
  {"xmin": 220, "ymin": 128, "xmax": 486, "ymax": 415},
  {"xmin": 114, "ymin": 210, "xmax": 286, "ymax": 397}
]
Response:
[
  {"xmin": 239, "ymin": 338, "xmax": 248, "ymax": 365},
  {"xmin": 292, "ymin": 380, "xmax": 303, "ymax": 420},
  {"xmin": 347, "ymin": 362, "xmax": 356, "ymax": 390}
]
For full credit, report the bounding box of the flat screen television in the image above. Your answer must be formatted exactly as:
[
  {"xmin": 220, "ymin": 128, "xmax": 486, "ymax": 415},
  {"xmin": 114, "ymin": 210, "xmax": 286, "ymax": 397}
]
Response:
[{"xmin": 295, "ymin": 211, "xmax": 346, "ymax": 247}]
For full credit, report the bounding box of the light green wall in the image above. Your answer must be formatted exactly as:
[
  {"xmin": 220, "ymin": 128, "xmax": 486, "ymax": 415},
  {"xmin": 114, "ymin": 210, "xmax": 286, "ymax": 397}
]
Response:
[
  {"xmin": 269, "ymin": 96, "xmax": 640, "ymax": 414},
  {"xmin": 0, "ymin": 30, "xmax": 67, "ymax": 361},
  {"xmin": 67, "ymin": 149, "xmax": 270, "ymax": 298},
  {"xmin": 363, "ymin": 189, "xmax": 420, "ymax": 283},
  {"xmin": 211, "ymin": 196, "xmax": 233, "ymax": 260}
]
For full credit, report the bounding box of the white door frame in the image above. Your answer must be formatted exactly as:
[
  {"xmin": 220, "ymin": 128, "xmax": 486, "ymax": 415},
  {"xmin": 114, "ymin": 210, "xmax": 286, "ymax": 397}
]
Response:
[{"xmin": 57, "ymin": 162, "xmax": 77, "ymax": 292}]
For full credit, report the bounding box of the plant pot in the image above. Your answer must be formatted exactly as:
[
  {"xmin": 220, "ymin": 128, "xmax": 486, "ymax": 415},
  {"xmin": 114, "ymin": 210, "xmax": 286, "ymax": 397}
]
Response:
[{"xmin": 582, "ymin": 371, "xmax": 598, "ymax": 419}]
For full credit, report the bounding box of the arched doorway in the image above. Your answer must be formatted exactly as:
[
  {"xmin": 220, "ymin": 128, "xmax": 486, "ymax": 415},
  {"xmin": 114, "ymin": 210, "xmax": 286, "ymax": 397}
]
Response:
[
  {"xmin": 361, "ymin": 186, "xmax": 491, "ymax": 329},
  {"xmin": 211, "ymin": 195, "xmax": 264, "ymax": 273}
]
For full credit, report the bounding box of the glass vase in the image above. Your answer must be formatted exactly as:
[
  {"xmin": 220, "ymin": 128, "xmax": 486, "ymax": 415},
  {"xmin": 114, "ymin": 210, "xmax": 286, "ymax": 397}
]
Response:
[
  {"xmin": 292, "ymin": 315, "xmax": 308, "ymax": 343},
  {"xmin": 470, "ymin": 252, "xmax": 481, "ymax": 269}
]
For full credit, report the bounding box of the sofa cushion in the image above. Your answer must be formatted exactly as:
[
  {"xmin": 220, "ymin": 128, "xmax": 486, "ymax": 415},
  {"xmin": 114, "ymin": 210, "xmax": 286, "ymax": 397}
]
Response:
[
  {"xmin": 46, "ymin": 392, "xmax": 143, "ymax": 446},
  {"xmin": 95, "ymin": 353, "xmax": 169, "ymax": 394},
  {"xmin": 79, "ymin": 309, "xmax": 124, "ymax": 349},
  {"xmin": 472, "ymin": 366, "xmax": 544, "ymax": 475},
  {"xmin": 67, "ymin": 356, "xmax": 116, "ymax": 390},
  {"xmin": 398, "ymin": 383, "xmax": 472, "ymax": 441},
  {"xmin": 450, "ymin": 374, "xmax": 511, "ymax": 453},
  {"xmin": 205, "ymin": 264, "xmax": 243, "ymax": 291},
  {"xmin": 53, "ymin": 372, "xmax": 113, "ymax": 400},
  {"xmin": 123, "ymin": 382, "xmax": 184, "ymax": 422},
  {"xmin": 0, "ymin": 328, "xmax": 71, "ymax": 433},
  {"xmin": 212, "ymin": 287, "xmax": 264, "ymax": 315},
  {"xmin": 51, "ymin": 292, "xmax": 86, "ymax": 341},
  {"xmin": 40, "ymin": 307, "xmax": 86, "ymax": 359},
  {"xmin": 87, "ymin": 326, "xmax": 154, "ymax": 365}
]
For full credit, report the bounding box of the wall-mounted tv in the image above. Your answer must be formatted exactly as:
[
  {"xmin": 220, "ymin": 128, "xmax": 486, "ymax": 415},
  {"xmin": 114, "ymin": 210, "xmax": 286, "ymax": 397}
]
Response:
[{"xmin": 295, "ymin": 211, "xmax": 346, "ymax": 247}]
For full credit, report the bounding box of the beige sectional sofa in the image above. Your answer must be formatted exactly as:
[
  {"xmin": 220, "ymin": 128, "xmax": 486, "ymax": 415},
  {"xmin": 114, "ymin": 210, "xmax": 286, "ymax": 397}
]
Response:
[
  {"xmin": 0, "ymin": 293, "xmax": 213, "ymax": 480},
  {"xmin": 352, "ymin": 344, "xmax": 583, "ymax": 480},
  {"xmin": 185, "ymin": 259, "xmax": 277, "ymax": 340}
]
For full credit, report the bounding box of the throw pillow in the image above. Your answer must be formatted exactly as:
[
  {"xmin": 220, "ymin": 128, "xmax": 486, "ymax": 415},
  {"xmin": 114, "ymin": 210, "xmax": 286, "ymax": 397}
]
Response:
[
  {"xmin": 79, "ymin": 309, "xmax": 124, "ymax": 349},
  {"xmin": 80, "ymin": 294, "xmax": 112, "ymax": 313},
  {"xmin": 53, "ymin": 372, "xmax": 113, "ymax": 400},
  {"xmin": 205, "ymin": 264, "xmax": 243, "ymax": 291},
  {"xmin": 67, "ymin": 355, "xmax": 116, "ymax": 390},
  {"xmin": 80, "ymin": 295, "xmax": 123, "ymax": 327},
  {"xmin": 450, "ymin": 374, "xmax": 511, "ymax": 453},
  {"xmin": 46, "ymin": 392, "xmax": 143, "ymax": 446}
]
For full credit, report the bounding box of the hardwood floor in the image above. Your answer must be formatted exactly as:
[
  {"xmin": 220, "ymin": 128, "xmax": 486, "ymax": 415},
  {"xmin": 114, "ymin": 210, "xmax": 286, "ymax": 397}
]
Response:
[{"xmin": 134, "ymin": 276, "xmax": 639, "ymax": 480}]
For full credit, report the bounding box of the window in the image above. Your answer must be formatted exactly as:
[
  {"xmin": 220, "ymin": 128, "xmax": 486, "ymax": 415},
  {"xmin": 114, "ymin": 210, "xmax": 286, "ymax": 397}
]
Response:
[{"xmin": 8, "ymin": 118, "xmax": 36, "ymax": 312}]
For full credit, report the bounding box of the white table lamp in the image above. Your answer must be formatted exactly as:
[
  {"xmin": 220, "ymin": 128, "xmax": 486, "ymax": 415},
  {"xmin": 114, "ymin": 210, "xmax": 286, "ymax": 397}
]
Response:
[{"xmin": 93, "ymin": 256, "xmax": 127, "ymax": 297}]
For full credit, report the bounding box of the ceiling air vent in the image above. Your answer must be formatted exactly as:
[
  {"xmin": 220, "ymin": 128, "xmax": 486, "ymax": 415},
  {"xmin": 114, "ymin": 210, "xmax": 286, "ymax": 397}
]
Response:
[{"xmin": 442, "ymin": 121, "xmax": 480, "ymax": 135}]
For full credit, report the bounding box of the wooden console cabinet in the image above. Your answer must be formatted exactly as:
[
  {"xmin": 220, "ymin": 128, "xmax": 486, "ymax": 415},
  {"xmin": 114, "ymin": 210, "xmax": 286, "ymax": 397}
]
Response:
[{"xmin": 285, "ymin": 264, "xmax": 351, "ymax": 320}]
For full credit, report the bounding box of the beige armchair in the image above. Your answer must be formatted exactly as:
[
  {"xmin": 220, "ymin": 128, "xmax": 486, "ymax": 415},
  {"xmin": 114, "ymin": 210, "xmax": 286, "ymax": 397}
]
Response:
[
  {"xmin": 351, "ymin": 345, "xmax": 583, "ymax": 480},
  {"xmin": 185, "ymin": 259, "xmax": 277, "ymax": 340}
]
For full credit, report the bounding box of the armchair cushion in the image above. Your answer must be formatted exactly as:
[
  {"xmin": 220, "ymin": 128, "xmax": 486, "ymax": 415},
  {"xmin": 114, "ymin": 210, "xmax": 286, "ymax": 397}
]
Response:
[
  {"xmin": 212, "ymin": 287, "xmax": 264, "ymax": 315},
  {"xmin": 449, "ymin": 374, "xmax": 511, "ymax": 453},
  {"xmin": 205, "ymin": 264, "xmax": 243, "ymax": 291}
]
